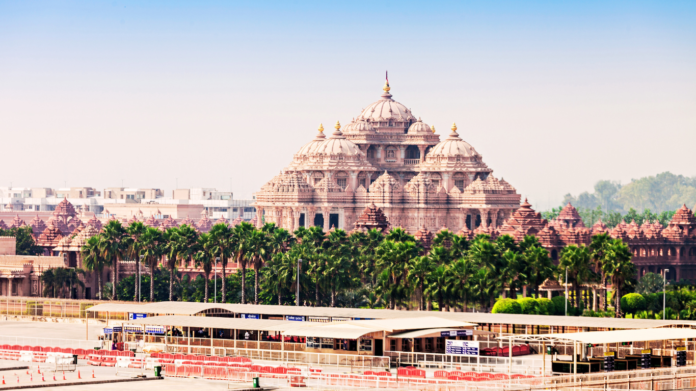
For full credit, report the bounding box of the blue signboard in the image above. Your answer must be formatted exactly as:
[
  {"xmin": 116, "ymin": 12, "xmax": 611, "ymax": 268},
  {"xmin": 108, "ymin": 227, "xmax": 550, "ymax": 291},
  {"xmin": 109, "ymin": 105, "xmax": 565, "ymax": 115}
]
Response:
[
  {"xmin": 241, "ymin": 314, "xmax": 260, "ymax": 319},
  {"xmin": 286, "ymin": 315, "xmax": 305, "ymax": 322},
  {"xmin": 440, "ymin": 330, "xmax": 473, "ymax": 337},
  {"xmin": 445, "ymin": 340, "xmax": 479, "ymax": 356},
  {"xmin": 129, "ymin": 313, "xmax": 147, "ymax": 321},
  {"xmin": 103, "ymin": 328, "xmax": 113, "ymax": 334}
]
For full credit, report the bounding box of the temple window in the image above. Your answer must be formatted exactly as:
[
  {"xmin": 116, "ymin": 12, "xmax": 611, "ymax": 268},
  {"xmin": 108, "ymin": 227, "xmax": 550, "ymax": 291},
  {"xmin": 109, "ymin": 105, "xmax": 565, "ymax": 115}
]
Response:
[
  {"xmin": 337, "ymin": 178, "xmax": 347, "ymax": 188},
  {"xmin": 455, "ymin": 180, "xmax": 464, "ymax": 190}
]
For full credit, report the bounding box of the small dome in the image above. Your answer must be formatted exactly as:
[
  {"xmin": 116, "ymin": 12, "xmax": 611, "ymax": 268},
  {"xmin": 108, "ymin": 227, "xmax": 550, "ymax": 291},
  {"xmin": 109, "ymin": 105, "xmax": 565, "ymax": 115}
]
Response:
[
  {"xmin": 344, "ymin": 119, "xmax": 376, "ymax": 134},
  {"xmin": 313, "ymin": 121, "xmax": 364, "ymax": 157},
  {"xmin": 407, "ymin": 118, "xmax": 431, "ymax": 134},
  {"xmin": 295, "ymin": 124, "xmax": 327, "ymax": 156},
  {"xmin": 426, "ymin": 123, "xmax": 480, "ymax": 159}
]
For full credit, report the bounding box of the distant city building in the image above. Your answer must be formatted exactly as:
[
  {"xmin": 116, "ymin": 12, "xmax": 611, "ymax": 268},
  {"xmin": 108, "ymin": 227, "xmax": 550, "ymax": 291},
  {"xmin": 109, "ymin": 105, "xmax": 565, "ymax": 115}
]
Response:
[{"xmin": 0, "ymin": 187, "xmax": 255, "ymax": 221}]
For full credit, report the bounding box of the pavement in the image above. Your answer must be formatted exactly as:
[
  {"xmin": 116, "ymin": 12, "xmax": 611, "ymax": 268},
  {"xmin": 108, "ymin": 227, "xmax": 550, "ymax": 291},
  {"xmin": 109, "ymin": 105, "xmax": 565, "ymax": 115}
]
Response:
[{"xmin": 0, "ymin": 322, "xmax": 103, "ymax": 342}]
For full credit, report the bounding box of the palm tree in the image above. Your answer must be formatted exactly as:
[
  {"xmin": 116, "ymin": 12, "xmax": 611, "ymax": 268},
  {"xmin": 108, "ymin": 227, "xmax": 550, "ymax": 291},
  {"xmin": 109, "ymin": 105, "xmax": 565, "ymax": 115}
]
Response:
[
  {"xmin": 499, "ymin": 250, "xmax": 525, "ymax": 299},
  {"xmin": 194, "ymin": 233, "xmax": 213, "ymax": 303},
  {"xmin": 559, "ymin": 245, "xmax": 593, "ymax": 309},
  {"xmin": 82, "ymin": 235, "xmax": 107, "ymax": 300},
  {"xmin": 100, "ymin": 220, "xmax": 127, "ymax": 300},
  {"xmin": 468, "ymin": 236, "xmax": 501, "ymax": 309},
  {"xmin": 140, "ymin": 227, "xmax": 164, "ymax": 302},
  {"xmin": 126, "ymin": 222, "xmax": 146, "ymax": 301},
  {"xmin": 165, "ymin": 224, "xmax": 198, "ymax": 301},
  {"xmin": 64, "ymin": 268, "xmax": 86, "ymax": 299},
  {"xmin": 231, "ymin": 222, "xmax": 255, "ymax": 304},
  {"xmin": 590, "ymin": 232, "xmax": 613, "ymax": 311},
  {"xmin": 385, "ymin": 227, "xmax": 415, "ymax": 243},
  {"xmin": 54, "ymin": 267, "xmax": 68, "ymax": 298},
  {"xmin": 323, "ymin": 229, "xmax": 355, "ymax": 307},
  {"xmin": 524, "ymin": 245, "xmax": 556, "ymax": 298},
  {"xmin": 426, "ymin": 265, "xmax": 451, "ymax": 311},
  {"xmin": 376, "ymin": 240, "xmax": 418, "ymax": 309},
  {"xmin": 448, "ymin": 257, "xmax": 475, "ymax": 312},
  {"xmin": 40, "ymin": 269, "xmax": 56, "ymax": 298},
  {"xmin": 208, "ymin": 223, "xmax": 233, "ymax": 303},
  {"xmin": 408, "ymin": 256, "xmax": 434, "ymax": 310},
  {"xmin": 246, "ymin": 228, "xmax": 270, "ymax": 304},
  {"xmin": 602, "ymin": 239, "xmax": 635, "ymax": 316}
]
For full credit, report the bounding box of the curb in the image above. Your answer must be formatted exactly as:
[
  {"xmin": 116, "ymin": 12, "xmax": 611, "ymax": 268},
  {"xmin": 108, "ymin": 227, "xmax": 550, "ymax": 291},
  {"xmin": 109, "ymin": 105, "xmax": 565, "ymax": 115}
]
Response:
[
  {"xmin": 0, "ymin": 375, "xmax": 163, "ymax": 389},
  {"xmin": 0, "ymin": 367, "xmax": 29, "ymax": 373}
]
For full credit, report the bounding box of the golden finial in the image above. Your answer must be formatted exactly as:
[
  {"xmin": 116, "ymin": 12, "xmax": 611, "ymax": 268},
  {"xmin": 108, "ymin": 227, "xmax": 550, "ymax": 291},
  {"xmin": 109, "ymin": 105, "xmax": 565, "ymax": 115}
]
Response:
[
  {"xmin": 383, "ymin": 80, "xmax": 390, "ymax": 93},
  {"xmin": 431, "ymin": 125, "xmax": 436, "ymax": 134},
  {"xmin": 318, "ymin": 123, "xmax": 324, "ymax": 133},
  {"xmin": 451, "ymin": 123, "xmax": 458, "ymax": 132},
  {"xmin": 334, "ymin": 120, "xmax": 341, "ymax": 130}
]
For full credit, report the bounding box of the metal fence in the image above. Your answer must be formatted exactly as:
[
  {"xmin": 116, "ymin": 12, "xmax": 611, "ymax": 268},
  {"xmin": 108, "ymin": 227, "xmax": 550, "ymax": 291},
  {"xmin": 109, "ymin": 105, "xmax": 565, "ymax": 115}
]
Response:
[{"xmin": 0, "ymin": 335, "xmax": 102, "ymax": 350}]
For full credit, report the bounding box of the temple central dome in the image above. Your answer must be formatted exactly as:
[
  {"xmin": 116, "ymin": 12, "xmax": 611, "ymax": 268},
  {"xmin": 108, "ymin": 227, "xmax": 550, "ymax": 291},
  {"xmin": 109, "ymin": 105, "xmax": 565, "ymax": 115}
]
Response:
[{"xmin": 356, "ymin": 81, "xmax": 416, "ymax": 123}]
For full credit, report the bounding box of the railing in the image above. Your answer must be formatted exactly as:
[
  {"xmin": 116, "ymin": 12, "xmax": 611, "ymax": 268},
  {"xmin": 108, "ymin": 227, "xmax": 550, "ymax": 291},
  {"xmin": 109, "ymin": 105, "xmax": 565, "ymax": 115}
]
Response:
[
  {"xmin": 404, "ymin": 159, "xmax": 420, "ymax": 165},
  {"xmin": 385, "ymin": 351, "xmax": 546, "ymax": 376},
  {"xmin": 0, "ymin": 335, "xmax": 102, "ymax": 350},
  {"xmin": 0, "ymin": 296, "xmax": 128, "ymax": 320}
]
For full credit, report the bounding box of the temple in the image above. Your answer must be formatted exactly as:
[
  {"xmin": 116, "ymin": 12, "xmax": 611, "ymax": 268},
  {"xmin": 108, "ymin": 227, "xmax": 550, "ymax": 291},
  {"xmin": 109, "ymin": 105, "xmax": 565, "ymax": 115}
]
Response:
[{"xmin": 254, "ymin": 80, "xmax": 521, "ymax": 233}]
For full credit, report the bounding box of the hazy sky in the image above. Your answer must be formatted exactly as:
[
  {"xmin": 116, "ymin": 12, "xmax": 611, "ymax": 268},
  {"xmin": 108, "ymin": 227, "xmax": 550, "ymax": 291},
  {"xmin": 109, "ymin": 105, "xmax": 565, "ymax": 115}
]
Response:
[{"xmin": 2, "ymin": 1, "xmax": 695, "ymax": 210}]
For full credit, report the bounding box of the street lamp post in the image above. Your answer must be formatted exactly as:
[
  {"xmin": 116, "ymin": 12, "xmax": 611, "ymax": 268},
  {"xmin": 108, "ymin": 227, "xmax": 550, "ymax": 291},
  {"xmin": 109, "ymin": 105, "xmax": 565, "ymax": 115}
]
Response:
[
  {"xmin": 565, "ymin": 267, "xmax": 568, "ymax": 316},
  {"xmin": 138, "ymin": 255, "xmax": 144, "ymax": 302},
  {"xmin": 663, "ymin": 269, "xmax": 669, "ymax": 320},
  {"xmin": 296, "ymin": 258, "xmax": 302, "ymax": 306},
  {"xmin": 215, "ymin": 257, "xmax": 220, "ymax": 304}
]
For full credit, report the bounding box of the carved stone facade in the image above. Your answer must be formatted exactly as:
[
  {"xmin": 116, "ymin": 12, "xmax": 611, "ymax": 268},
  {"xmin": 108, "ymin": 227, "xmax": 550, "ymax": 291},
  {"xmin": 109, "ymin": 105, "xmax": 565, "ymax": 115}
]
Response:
[
  {"xmin": 254, "ymin": 80, "xmax": 521, "ymax": 233},
  {"xmin": 496, "ymin": 202, "xmax": 696, "ymax": 281}
]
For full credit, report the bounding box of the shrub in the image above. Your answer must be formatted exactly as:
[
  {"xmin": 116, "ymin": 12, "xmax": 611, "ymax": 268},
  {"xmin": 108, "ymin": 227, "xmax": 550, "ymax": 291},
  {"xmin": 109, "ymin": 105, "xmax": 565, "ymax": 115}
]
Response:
[
  {"xmin": 620, "ymin": 293, "xmax": 647, "ymax": 314},
  {"xmin": 492, "ymin": 299, "xmax": 522, "ymax": 314},
  {"xmin": 551, "ymin": 295, "xmax": 571, "ymax": 315},
  {"xmin": 536, "ymin": 298, "xmax": 554, "ymax": 315},
  {"xmin": 518, "ymin": 298, "xmax": 539, "ymax": 314}
]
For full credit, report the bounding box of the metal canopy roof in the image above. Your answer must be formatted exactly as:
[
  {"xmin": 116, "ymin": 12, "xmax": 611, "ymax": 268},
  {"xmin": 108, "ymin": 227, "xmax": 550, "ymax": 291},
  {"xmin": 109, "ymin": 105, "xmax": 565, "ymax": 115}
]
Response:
[
  {"xmin": 388, "ymin": 328, "xmax": 494, "ymax": 339},
  {"xmin": 127, "ymin": 315, "xmax": 295, "ymax": 331},
  {"xmin": 88, "ymin": 301, "xmax": 696, "ymax": 330},
  {"xmin": 499, "ymin": 328, "xmax": 696, "ymax": 344},
  {"xmin": 282, "ymin": 325, "xmax": 384, "ymax": 339}
]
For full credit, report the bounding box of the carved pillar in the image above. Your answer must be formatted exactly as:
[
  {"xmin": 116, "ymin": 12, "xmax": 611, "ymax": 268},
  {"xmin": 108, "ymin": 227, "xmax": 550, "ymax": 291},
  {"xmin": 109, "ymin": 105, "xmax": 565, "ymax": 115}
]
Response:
[
  {"xmin": 8, "ymin": 277, "xmax": 13, "ymax": 297},
  {"xmin": 441, "ymin": 173, "xmax": 450, "ymax": 191},
  {"xmin": 307, "ymin": 207, "xmax": 316, "ymax": 227},
  {"xmin": 480, "ymin": 209, "xmax": 489, "ymax": 228},
  {"xmin": 418, "ymin": 145, "xmax": 426, "ymax": 163},
  {"xmin": 399, "ymin": 146, "xmax": 406, "ymax": 162},
  {"xmin": 490, "ymin": 209, "xmax": 499, "ymax": 228},
  {"xmin": 349, "ymin": 172, "xmax": 358, "ymax": 190},
  {"xmin": 377, "ymin": 146, "xmax": 384, "ymax": 164},
  {"xmin": 293, "ymin": 207, "xmax": 301, "ymax": 232},
  {"xmin": 322, "ymin": 207, "xmax": 331, "ymax": 231}
]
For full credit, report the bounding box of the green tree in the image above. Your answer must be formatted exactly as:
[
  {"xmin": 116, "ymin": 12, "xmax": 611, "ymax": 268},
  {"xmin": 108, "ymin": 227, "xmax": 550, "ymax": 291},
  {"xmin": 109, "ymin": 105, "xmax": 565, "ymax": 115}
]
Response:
[
  {"xmin": 82, "ymin": 235, "xmax": 107, "ymax": 300},
  {"xmin": 247, "ymin": 228, "xmax": 270, "ymax": 304},
  {"xmin": 408, "ymin": 256, "xmax": 435, "ymax": 311},
  {"xmin": 635, "ymin": 272, "xmax": 665, "ymax": 295},
  {"xmin": 125, "ymin": 221, "xmax": 146, "ymax": 301},
  {"xmin": 0, "ymin": 226, "xmax": 41, "ymax": 255},
  {"xmin": 231, "ymin": 222, "xmax": 254, "ymax": 304},
  {"xmin": 559, "ymin": 245, "xmax": 593, "ymax": 308},
  {"xmin": 100, "ymin": 220, "xmax": 127, "ymax": 300},
  {"xmin": 140, "ymin": 227, "xmax": 164, "ymax": 302},
  {"xmin": 208, "ymin": 223, "xmax": 233, "ymax": 302},
  {"xmin": 376, "ymin": 240, "xmax": 418, "ymax": 309},
  {"xmin": 602, "ymin": 239, "xmax": 635, "ymax": 316},
  {"xmin": 194, "ymin": 233, "xmax": 213, "ymax": 303}
]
